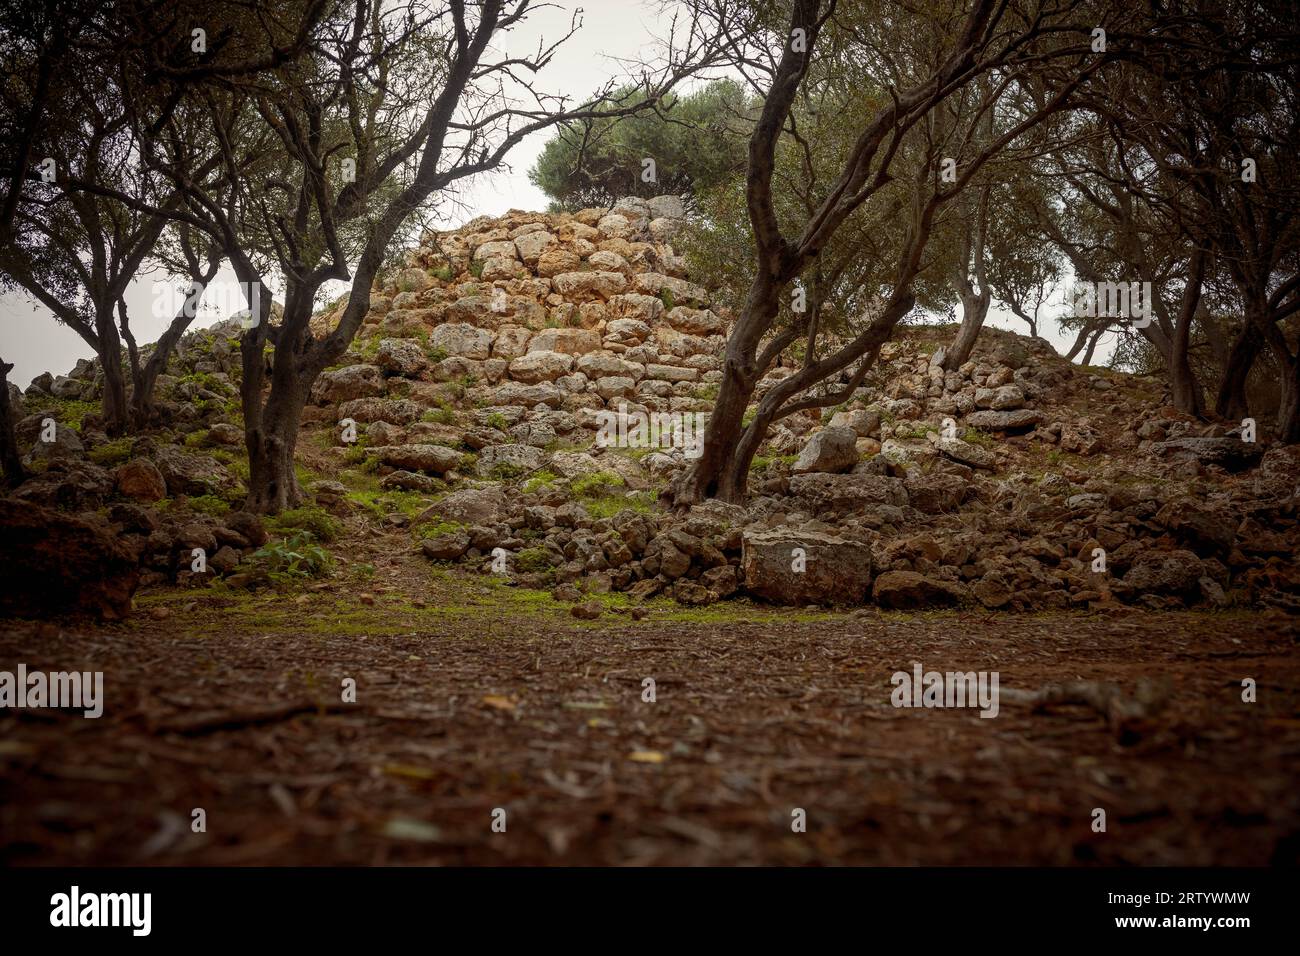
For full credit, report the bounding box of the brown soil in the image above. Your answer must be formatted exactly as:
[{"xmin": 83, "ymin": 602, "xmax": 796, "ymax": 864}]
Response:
[{"xmin": 2, "ymin": 549, "xmax": 1297, "ymax": 866}]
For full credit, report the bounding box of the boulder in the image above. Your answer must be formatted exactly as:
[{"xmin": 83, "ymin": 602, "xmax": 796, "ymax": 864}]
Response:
[
  {"xmin": 1119, "ymin": 549, "xmax": 1205, "ymax": 597},
  {"xmin": 115, "ymin": 458, "xmax": 167, "ymax": 501},
  {"xmin": 421, "ymin": 530, "xmax": 471, "ymax": 561},
  {"xmin": 872, "ymin": 570, "xmax": 965, "ymax": 609},
  {"xmin": 742, "ymin": 528, "xmax": 873, "ymax": 605},
  {"xmin": 1154, "ymin": 437, "xmax": 1264, "ymax": 471},
  {"xmin": 528, "ymin": 328, "xmax": 602, "ymax": 355},
  {"xmin": 477, "ymin": 443, "xmax": 546, "ymax": 476},
  {"xmin": 787, "ymin": 472, "xmax": 908, "ymax": 511},
  {"xmin": 792, "ymin": 426, "xmax": 859, "ymax": 474},
  {"xmin": 427, "ymin": 486, "xmax": 507, "ymax": 525},
  {"xmin": 154, "ymin": 446, "xmax": 233, "ymax": 496},
  {"xmin": 376, "ymin": 338, "xmax": 429, "ymax": 377},
  {"xmin": 311, "ymin": 364, "xmax": 385, "ymax": 404},
  {"xmin": 430, "ymin": 323, "xmax": 494, "ymax": 360},
  {"xmin": 373, "ymin": 444, "xmax": 461, "ymax": 475},
  {"xmin": 509, "ymin": 350, "xmax": 574, "ymax": 383},
  {"xmin": 0, "ymin": 500, "xmax": 140, "ymax": 619},
  {"xmin": 551, "ymin": 271, "xmax": 628, "ymax": 298},
  {"xmin": 336, "ymin": 397, "xmax": 422, "ymax": 425},
  {"xmin": 931, "ymin": 434, "xmax": 997, "ymax": 470},
  {"xmin": 965, "ymin": 409, "xmax": 1043, "ymax": 431}
]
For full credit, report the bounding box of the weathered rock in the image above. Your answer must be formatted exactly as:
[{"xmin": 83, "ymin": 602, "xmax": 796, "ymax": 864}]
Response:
[
  {"xmin": 379, "ymin": 470, "xmax": 442, "ymax": 492},
  {"xmin": 509, "ymin": 350, "xmax": 574, "ymax": 383},
  {"xmin": 742, "ymin": 528, "xmax": 873, "ymax": 605},
  {"xmin": 1154, "ymin": 499, "xmax": 1237, "ymax": 553},
  {"xmin": 903, "ymin": 472, "xmax": 968, "ymax": 514},
  {"xmin": 1154, "ymin": 437, "xmax": 1264, "ymax": 471},
  {"xmin": 529, "ymin": 328, "xmax": 602, "ymax": 355},
  {"xmin": 373, "ymin": 444, "xmax": 461, "ymax": 475},
  {"xmin": 421, "ymin": 529, "xmax": 471, "ymax": 560},
  {"xmin": 0, "ymin": 500, "xmax": 140, "ymax": 619},
  {"xmin": 792, "ymin": 426, "xmax": 859, "ymax": 474},
  {"xmin": 787, "ymin": 472, "xmax": 908, "ymax": 511},
  {"xmin": 312, "ymin": 364, "xmax": 385, "ymax": 404},
  {"xmin": 552, "ymin": 271, "xmax": 628, "ymax": 298},
  {"xmin": 154, "ymin": 446, "xmax": 233, "ymax": 496},
  {"xmin": 974, "ymin": 384, "xmax": 1025, "ymax": 410},
  {"xmin": 477, "ymin": 443, "xmax": 546, "ymax": 476},
  {"xmin": 428, "ymin": 486, "xmax": 506, "ymax": 525},
  {"xmin": 337, "ymin": 397, "xmax": 422, "ymax": 425},
  {"xmin": 376, "ymin": 338, "xmax": 429, "ymax": 377},
  {"xmin": 1119, "ymin": 549, "xmax": 1204, "ymax": 597},
  {"xmin": 965, "ymin": 409, "xmax": 1043, "ymax": 431},
  {"xmin": 931, "ymin": 434, "xmax": 997, "ymax": 471},
  {"xmin": 871, "ymin": 570, "xmax": 965, "ymax": 609},
  {"xmin": 115, "ymin": 458, "xmax": 167, "ymax": 501},
  {"xmin": 430, "ymin": 323, "xmax": 493, "ymax": 360}
]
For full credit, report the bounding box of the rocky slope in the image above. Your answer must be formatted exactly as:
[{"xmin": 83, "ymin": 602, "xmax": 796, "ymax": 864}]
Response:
[{"xmin": 4, "ymin": 195, "xmax": 1299, "ymax": 617}]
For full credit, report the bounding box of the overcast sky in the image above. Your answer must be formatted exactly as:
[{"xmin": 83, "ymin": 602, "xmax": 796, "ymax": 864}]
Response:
[{"xmin": 0, "ymin": 0, "xmax": 1105, "ymax": 386}]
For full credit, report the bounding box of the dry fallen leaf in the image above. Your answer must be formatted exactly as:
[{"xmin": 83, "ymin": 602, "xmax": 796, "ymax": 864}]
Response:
[
  {"xmin": 628, "ymin": 750, "xmax": 666, "ymax": 764},
  {"xmin": 383, "ymin": 763, "xmax": 437, "ymax": 780},
  {"xmin": 381, "ymin": 817, "xmax": 441, "ymax": 842}
]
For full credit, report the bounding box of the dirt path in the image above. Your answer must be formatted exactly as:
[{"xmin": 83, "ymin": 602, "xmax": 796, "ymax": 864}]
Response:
[{"xmin": 2, "ymin": 560, "xmax": 1297, "ymax": 866}]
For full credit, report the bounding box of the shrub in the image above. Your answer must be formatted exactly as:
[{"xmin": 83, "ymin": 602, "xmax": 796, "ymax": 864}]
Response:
[
  {"xmin": 87, "ymin": 438, "xmax": 133, "ymax": 466},
  {"xmin": 571, "ymin": 471, "xmax": 625, "ymax": 498},
  {"xmin": 247, "ymin": 531, "xmax": 333, "ymax": 583},
  {"xmin": 266, "ymin": 505, "xmax": 342, "ymax": 543},
  {"xmin": 514, "ymin": 547, "xmax": 553, "ymax": 573},
  {"xmin": 522, "ymin": 469, "xmax": 559, "ymax": 494}
]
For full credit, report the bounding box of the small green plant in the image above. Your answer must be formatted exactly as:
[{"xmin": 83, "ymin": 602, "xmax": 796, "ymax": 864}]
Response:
[
  {"xmin": 486, "ymin": 412, "xmax": 509, "ymax": 431},
  {"xmin": 658, "ymin": 288, "xmax": 676, "ymax": 311},
  {"xmin": 248, "ymin": 531, "xmax": 333, "ymax": 583},
  {"xmin": 431, "ymin": 263, "xmax": 454, "ymax": 282},
  {"xmin": 266, "ymin": 505, "xmax": 342, "ymax": 543},
  {"xmin": 522, "ymin": 469, "xmax": 559, "ymax": 494},
  {"xmin": 421, "ymin": 406, "xmax": 455, "ymax": 425},
  {"xmin": 87, "ymin": 438, "xmax": 133, "ymax": 466},
  {"xmin": 180, "ymin": 494, "xmax": 233, "ymax": 518},
  {"xmin": 571, "ymin": 471, "xmax": 625, "ymax": 498},
  {"xmin": 514, "ymin": 547, "xmax": 553, "ymax": 573},
  {"xmin": 469, "ymin": 259, "xmax": 485, "ymax": 279},
  {"xmin": 412, "ymin": 518, "xmax": 464, "ymax": 540}
]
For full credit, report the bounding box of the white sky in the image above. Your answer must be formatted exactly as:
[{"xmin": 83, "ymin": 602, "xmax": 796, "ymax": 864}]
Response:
[{"xmin": 0, "ymin": 0, "xmax": 1107, "ymax": 386}]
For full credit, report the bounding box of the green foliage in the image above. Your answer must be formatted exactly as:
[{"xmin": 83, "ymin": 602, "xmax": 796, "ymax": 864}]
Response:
[
  {"xmin": 87, "ymin": 438, "xmax": 133, "ymax": 466},
  {"xmin": 657, "ymin": 288, "xmax": 676, "ymax": 312},
  {"xmin": 514, "ymin": 547, "xmax": 554, "ymax": 573},
  {"xmin": 486, "ymin": 412, "xmax": 509, "ymax": 431},
  {"xmin": 421, "ymin": 403, "xmax": 455, "ymax": 424},
  {"xmin": 180, "ymin": 494, "xmax": 233, "ymax": 517},
  {"xmin": 44, "ymin": 399, "xmax": 98, "ymax": 431},
  {"xmin": 247, "ymin": 531, "xmax": 333, "ymax": 583},
  {"xmin": 583, "ymin": 490, "xmax": 655, "ymax": 519},
  {"xmin": 265, "ymin": 505, "xmax": 341, "ymax": 543},
  {"xmin": 571, "ymin": 471, "xmax": 625, "ymax": 498},
  {"xmin": 521, "ymin": 469, "xmax": 558, "ymax": 493},
  {"xmin": 468, "ymin": 259, "xmax": 485, "ymax": 279},
  {"xmin": 412, "ymin": 518, "xmax": 463, "ymax": 541},
  {"xmin": 529, "ymin": 80, "xmax": 751, "ymax": 209}
]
